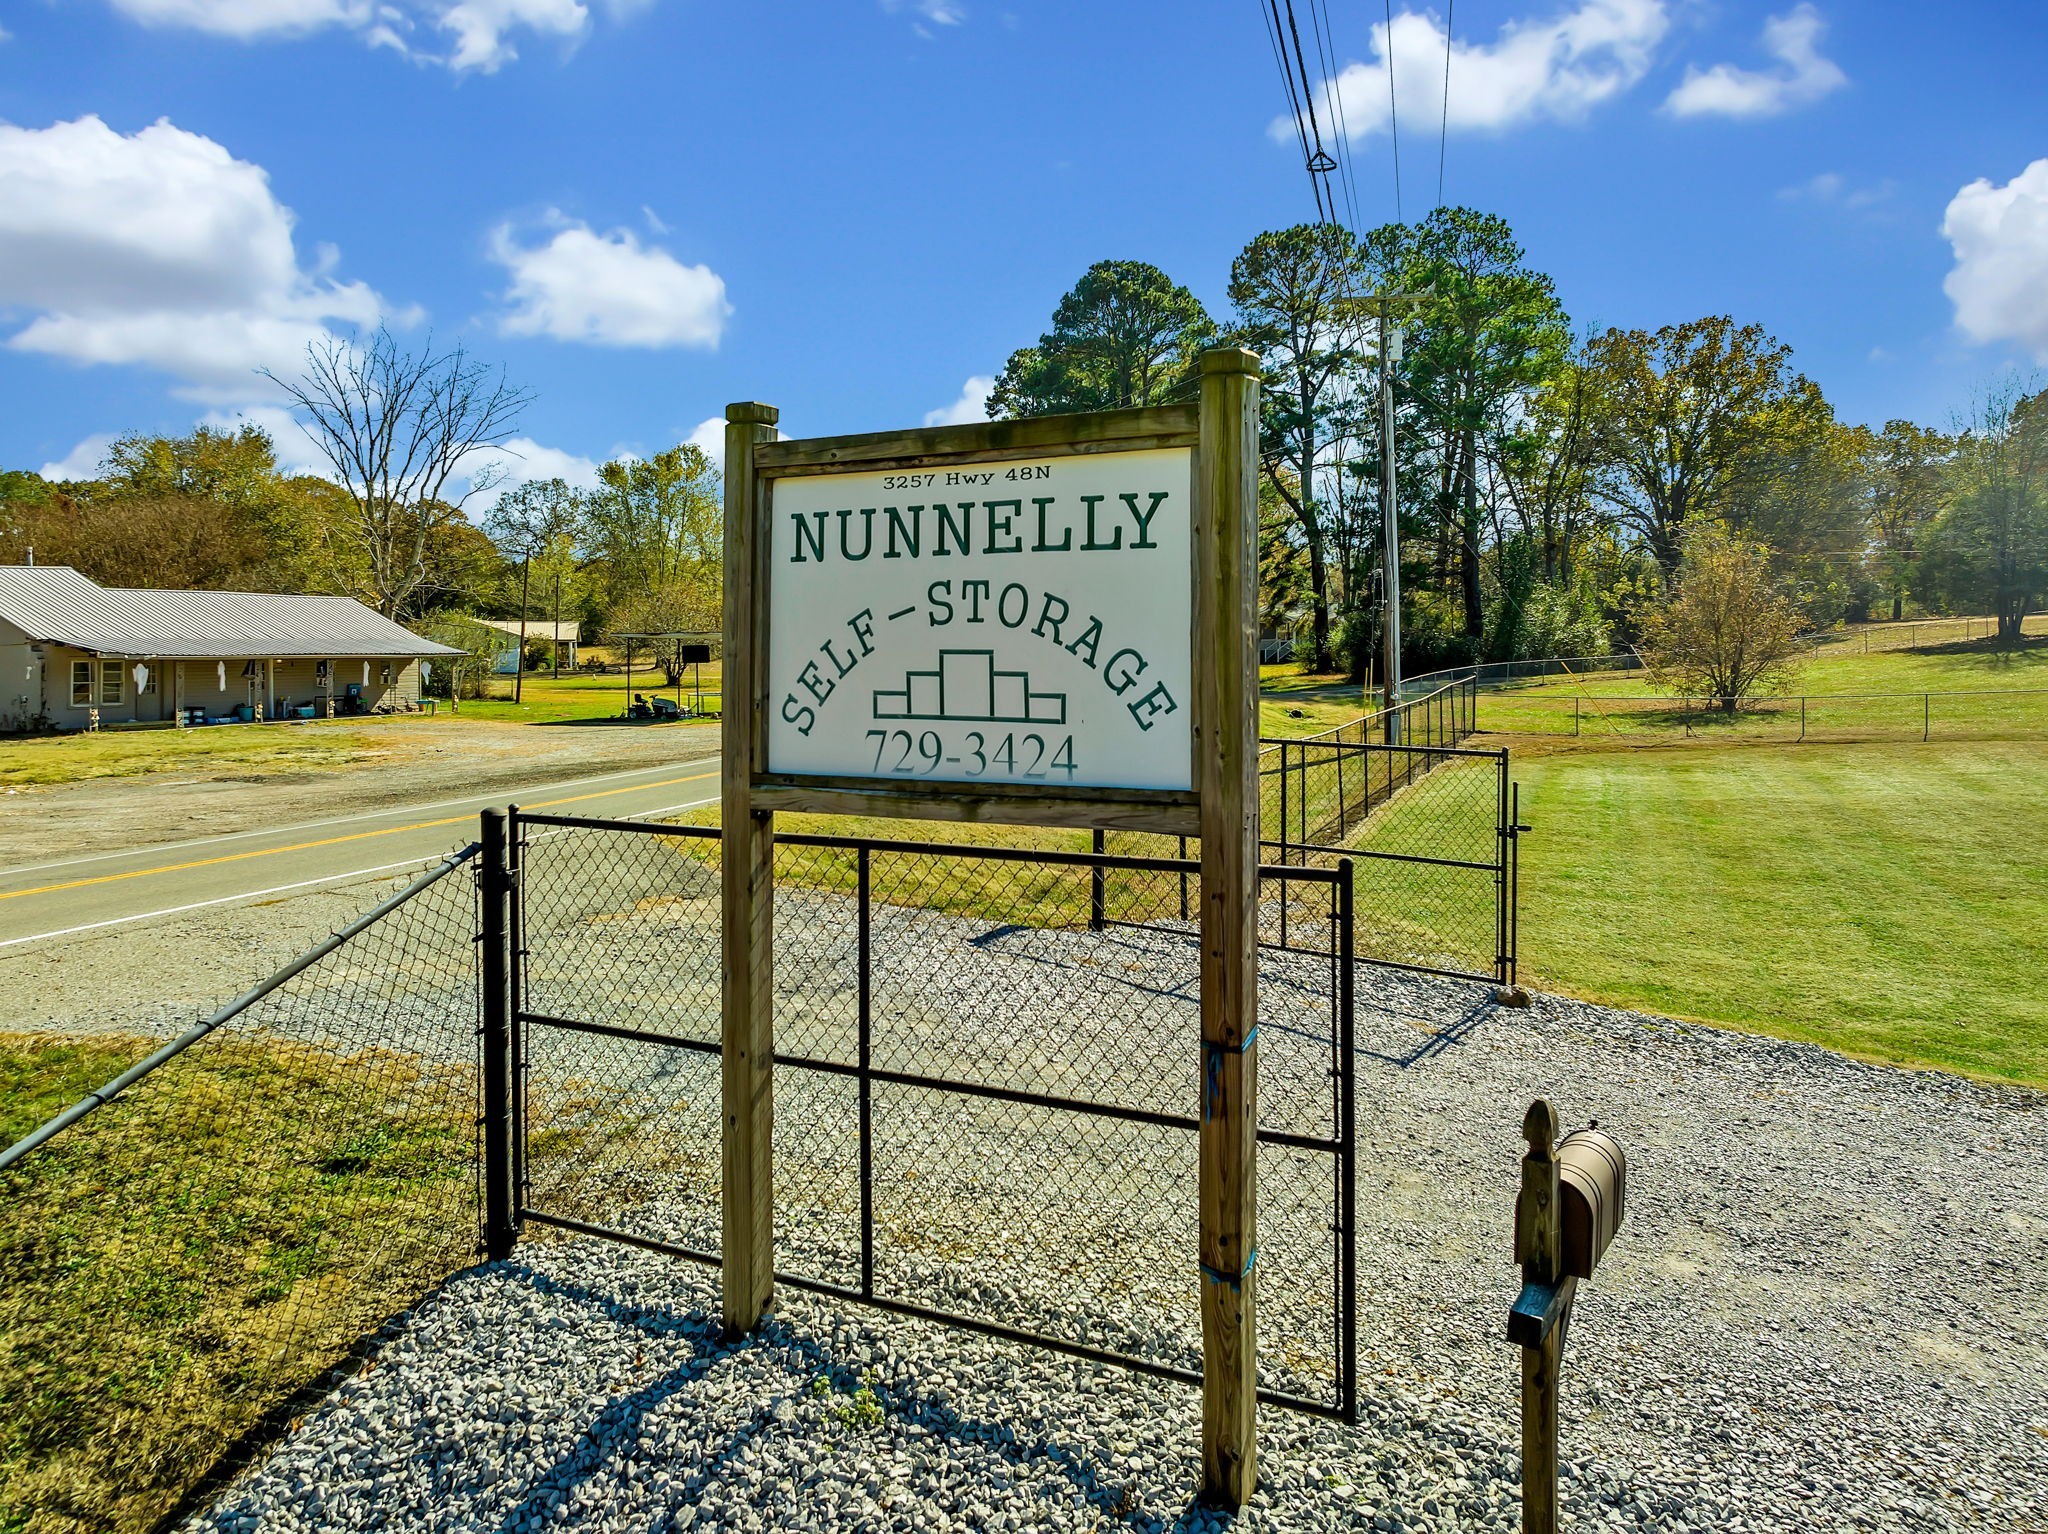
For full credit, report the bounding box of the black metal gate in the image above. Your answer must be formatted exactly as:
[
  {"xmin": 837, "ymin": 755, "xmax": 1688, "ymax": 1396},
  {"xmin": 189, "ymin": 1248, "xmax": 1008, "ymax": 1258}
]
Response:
[
  {"xmin": 492, "ymin": 811, "xmax": 1357, "ymax": 1419},
  {"xmin": 1260, "ymin": 739, "xmax": 1522, "ymax": 986}
]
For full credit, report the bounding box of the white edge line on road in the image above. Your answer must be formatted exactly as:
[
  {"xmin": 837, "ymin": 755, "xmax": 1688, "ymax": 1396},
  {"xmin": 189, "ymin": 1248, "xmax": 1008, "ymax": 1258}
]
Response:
[
  {"xmin": 0, "ymin": 792, "xmax": 723, "ymax": 951},
  {"xmin": 0, "ymin": 753, "xmax": 722, "ymax": 879},
  {"xmin": 0, "ymin": 857, "xmax": 447, "ymax": 952}
]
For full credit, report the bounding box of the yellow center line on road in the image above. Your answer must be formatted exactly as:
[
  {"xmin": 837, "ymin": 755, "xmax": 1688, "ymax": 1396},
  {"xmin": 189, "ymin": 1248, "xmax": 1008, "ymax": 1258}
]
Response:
[{"xmin": 0, "ymin": 770, "xmax": 719, "ymax": 904}]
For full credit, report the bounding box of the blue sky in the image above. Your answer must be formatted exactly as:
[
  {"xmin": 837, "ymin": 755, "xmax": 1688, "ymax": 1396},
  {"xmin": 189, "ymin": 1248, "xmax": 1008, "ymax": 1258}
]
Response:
[{"xmin": 2, "ymin": 0, "xmax": 2045, "ymax": 494}]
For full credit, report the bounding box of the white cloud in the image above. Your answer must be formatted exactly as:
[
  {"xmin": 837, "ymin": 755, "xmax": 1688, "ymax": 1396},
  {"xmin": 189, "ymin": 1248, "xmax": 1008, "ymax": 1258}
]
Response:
[
  {"xmin": 462, "ymin": 435, "xmax": 605, "ymax": 490},
  {"xmin": 0, "ymin": 116, "xmax": 388, "ymax": 403},
  {"xmin": 1277, "ymin": 0, "xmax": 1667, "ymax": 144},
  {"xmin": 1778, "ymin": 170, "xmax": 1893, "ymax": 210},
  {"xmin": 105, "ymin": 0, "xmax": 372, "ymax": 38},
  {"xmin": 1663, "ymin": 4, "xmax": 1845, "ymax": 119},
  {"xmin": 882, "ymin": 0, "xmax": 965, "ymax": 27},
  {"xmin": 102, "ymin": 0, "xmax": 620, "ymax": 72},
  {"xmin": 924, "ymin": 375, "xmax": 993, "ymax": 427},
  {"xmin": 1943, "ymin": 159, "xmax": 2048, "ymax": 362},
  {"xmin": 686, "ymin": 416, "xmax": 725, "ymax": 457},
  {"xmin": 439, "ymin": 0, "xmax": 586, "ymax": 72},
  {"xmin": 491, "ymin": 215, "xmax": 730, "ymax": 349},
  {"xmin": 38, "ymin": 433, "xmax": 118, "ymax": 482}
]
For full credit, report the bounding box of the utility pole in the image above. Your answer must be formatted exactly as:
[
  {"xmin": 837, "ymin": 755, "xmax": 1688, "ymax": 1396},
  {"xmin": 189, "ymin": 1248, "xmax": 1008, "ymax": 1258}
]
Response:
[
  {"xmin": 552, "ymin": 567, "xmax": 563, "ymax": 680},
  {"xmin": 1362, "ymin": 292, "xmax": 1426, "ymax": 742},
  {"xmin": 514, "ymin": 552, "xmax": 531, "ymax": 705}
]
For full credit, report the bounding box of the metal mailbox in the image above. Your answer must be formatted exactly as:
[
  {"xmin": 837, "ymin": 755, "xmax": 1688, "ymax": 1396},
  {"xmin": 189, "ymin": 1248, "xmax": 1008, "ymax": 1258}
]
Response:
[{"xmin": 1556, "ymin": 1126, "xmax": 1626, "ymax": 1280}]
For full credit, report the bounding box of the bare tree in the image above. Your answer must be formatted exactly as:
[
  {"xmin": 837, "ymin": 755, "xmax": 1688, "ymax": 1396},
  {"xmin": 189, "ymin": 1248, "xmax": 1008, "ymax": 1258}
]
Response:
[{"xmin": 265, "ymin": 329, "xmax": 532, "ymax": 616}]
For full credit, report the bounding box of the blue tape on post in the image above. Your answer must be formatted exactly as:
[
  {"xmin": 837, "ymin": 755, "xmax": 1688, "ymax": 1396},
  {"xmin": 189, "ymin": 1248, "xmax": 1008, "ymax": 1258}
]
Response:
[
  {"xmin": 1202, "ymin": 1027, "xmax": 1259, "ymax": 1123},
  {"xmin": 1200, "ymin": 1249, "xmax": 1259, "ymax": 1290}
]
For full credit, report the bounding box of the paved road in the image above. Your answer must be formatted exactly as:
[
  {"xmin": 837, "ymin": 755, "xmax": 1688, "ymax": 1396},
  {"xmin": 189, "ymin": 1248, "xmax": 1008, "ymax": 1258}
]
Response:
[{"xmin": 0, "ymin": 753, "xmax": 723, "ymax": 951}]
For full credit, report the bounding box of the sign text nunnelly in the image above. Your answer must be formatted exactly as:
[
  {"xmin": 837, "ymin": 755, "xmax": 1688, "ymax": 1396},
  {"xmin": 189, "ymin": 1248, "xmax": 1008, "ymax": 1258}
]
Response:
[{"xmin": 766, "ymin": 447, "xmax": 1193, "ymax": 791}]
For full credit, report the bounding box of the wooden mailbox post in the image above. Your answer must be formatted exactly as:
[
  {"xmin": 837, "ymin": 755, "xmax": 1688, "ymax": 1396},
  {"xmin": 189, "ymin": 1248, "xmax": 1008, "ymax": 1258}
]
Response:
[
  {"xmin": 717, "ymin": 349, "xmax": 1264, "ymax": 1506},
  {"xmin": 1509, "ymin": 1100, "xmax": 1628, "ymax": 1534}
]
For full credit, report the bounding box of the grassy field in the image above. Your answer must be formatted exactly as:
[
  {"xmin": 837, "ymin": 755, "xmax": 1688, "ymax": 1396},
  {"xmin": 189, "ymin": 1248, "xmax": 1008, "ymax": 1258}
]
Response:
[
  {"xmin": 0, "ymin": 1031, "xmax": 479, "ymax": 1534},
  {"xmin": 0, "ymin": 722, "xmax": 387, "ymax": 789},
  {"xmin": 1479, "ymin": 632, "xmax": 2048, "ymax": 740},
  {"xmin": 1508, "ymin": 740, "xmax": 2048, "ymax": 1087}
]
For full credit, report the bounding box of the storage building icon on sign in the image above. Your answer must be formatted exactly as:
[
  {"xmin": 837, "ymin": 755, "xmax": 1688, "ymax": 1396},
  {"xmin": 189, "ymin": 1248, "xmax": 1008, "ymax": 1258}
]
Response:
[{"xmin": 872, "ymin": 650, "xmax": 1068, "ymax": 726}]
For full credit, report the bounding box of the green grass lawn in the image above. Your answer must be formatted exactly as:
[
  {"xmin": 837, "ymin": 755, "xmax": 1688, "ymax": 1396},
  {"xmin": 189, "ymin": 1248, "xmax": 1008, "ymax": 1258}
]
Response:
[
  {"xmin": 0, "ymin": 723, "xmax": 386, "ymax": 789},
  {"xmin": 1509, "ymin": 740, "xmax": 2048, "ymax": 1087},
  {"xmin": 1480, "ymin": 633, "xmax": 2048, "ymax": 741},
  {"xmin": 0, "ymin": 1031, "xmax": 479, "ymax": 1534},
  {"xmin": 449, "ymin": 665, "xmax": 725, "ymax": 725}
]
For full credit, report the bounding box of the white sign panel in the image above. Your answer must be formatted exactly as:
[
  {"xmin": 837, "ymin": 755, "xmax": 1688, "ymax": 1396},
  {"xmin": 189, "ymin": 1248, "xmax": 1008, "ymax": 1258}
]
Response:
[{"xmin": 767, "ymin": 447, "xmax": 1193, "ymax": 791}]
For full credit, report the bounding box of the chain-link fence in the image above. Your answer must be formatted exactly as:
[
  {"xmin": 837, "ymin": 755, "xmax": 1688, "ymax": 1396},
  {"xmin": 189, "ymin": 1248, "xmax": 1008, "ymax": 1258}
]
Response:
[
  {"xmin": 509, "ymin": 811, "xmax": 1358, "ymax": 1419},
  {"xmin": 1243, "ymin": 673, "xmax": 1517, "ymax": 986},
  {"xmin": 3, "ymin": 795, "xmax": 1397, "ymax": 1529},
  {"xmin": 0, "ymin": 847, "xmax": 485, "ymax": 1534},
  {"xmin": 1478, "ymin": 685, "xmax": 2048, "ymax": 743}
]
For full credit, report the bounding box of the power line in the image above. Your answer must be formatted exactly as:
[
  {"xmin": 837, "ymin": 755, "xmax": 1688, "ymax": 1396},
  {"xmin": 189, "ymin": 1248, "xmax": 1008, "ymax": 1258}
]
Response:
[
  {"xmin": 1282, "ymin": 0, "xmax": 1341, "ymax": 223},
  {"xmin": 1383, "ymin": 0, "xmax": 1404, "ymax": 223},
  {"xmin": 1262, "ymin": 0, "xmax": 1333, "ymax": 223},
  {"xmin": 1308, "ymin": 0, "xmax": 1360, "ymax": 231},
  {"xmin": 1437, "ymin": 0, "xmax": 1455, "ymax": 209}
]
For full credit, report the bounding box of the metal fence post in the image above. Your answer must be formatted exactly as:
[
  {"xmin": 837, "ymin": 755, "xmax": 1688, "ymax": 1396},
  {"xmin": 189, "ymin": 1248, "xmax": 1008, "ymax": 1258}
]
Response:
[
  {"xmin": 1278, "ymin": 741, "xmax": 1290, "ymax": 864},
  {"xmin": 479, "ymin": 809, "xmax": 518, "ymax": 1262},
  {"xmin": 506, "ymin": 804, "xmax": 527, "ymax": 1214},
  {"xmin": 1336, "ymin": 859, "xmax": 1357, "ymax": 1424},
  {"xmin": 857, "ymin": 846, "xmax": 874, "ymax": 1300},
  {"xmin": 1090, "ymin": 828, "xmax": 1107, "ymax": 929}
]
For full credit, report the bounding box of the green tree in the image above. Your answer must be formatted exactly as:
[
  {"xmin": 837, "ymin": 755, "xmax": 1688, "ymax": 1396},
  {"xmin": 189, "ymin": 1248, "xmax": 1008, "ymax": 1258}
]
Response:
[
  {"xmin": 485, "ymin": 478, "xmax": 587, "ymax": 674},
  {"xmin": 1488, "ymin": 331, "xmax": 1609, "ymax": 585},
  {"xmin": 988, "ymin": 260, "xmax": 1215, "ymax": 418},
  {"xmin": 1864, "ymin": 420, "xmax": 1953, "ymax": 621},
  {"xmin": 1923, "ymin": 382, "xmax": 2047, "ymax": 642},
  {"xmin": 1229, "ymin": 223, "xmax": 1370, "ymax": 673},
  {"xmin": 1643, "ymin": 524, "xmax": 1805, "ymax": 711},
  {"xmin": 1367, "ymin": 209, "xmax": 1570, "ymax": 644},
  {"xmin": 584, "ymin": 445, "xmax": 720, "ymax": 599},
  {"xmin": 1584, "ymin": 317, "xmax": 1822, "ymax": 576},
  {"xmin": 583, "ymin": 444, "xmax": 722, "ymax": 677}
]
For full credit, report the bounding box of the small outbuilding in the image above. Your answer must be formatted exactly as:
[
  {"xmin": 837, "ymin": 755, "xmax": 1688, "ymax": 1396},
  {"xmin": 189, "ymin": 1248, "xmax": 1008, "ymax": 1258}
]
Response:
[{"xmin": 0, "ymin": 565, "xmax": 465, "ymax": 732}]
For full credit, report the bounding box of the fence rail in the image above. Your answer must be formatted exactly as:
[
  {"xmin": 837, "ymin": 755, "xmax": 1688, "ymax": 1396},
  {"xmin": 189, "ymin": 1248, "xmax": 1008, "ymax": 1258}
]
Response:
[{"xmin": 1479, "ymin": 686, "xmax": 2048, "ymax": 742}]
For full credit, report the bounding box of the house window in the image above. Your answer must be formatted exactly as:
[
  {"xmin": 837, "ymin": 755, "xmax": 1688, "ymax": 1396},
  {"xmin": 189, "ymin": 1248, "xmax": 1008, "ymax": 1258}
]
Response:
[
  {"xmin": 71, "ymin": 661, "xmax": 91, "ymax": 706},
  {"xmin": 98, "ymin": 661, "xmax": 124, "ymax": 706}
]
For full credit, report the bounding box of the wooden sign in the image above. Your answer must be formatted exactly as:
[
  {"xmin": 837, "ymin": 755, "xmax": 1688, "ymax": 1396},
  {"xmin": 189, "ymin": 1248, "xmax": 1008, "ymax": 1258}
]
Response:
[
  {"xmin": 719, "ymin": 350, "xmax": 1263, "ymax": 1509},
  {"xmin": 766, "ymin": 447, "xmax": 1194, "ymax": 793}
]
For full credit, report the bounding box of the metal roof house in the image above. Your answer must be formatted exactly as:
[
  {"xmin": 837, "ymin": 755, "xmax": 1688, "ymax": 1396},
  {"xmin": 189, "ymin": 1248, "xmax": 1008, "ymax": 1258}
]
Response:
[{"xmin": 0, "ymin": 565, "xmax": 463, "ymax": 732}]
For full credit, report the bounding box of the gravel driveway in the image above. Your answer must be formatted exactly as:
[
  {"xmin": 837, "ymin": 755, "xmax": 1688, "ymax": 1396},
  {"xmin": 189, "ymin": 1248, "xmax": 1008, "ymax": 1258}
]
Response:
[{"xmin": 177, "ymin": 879, "xmax": 2047, "ymax": 1534}]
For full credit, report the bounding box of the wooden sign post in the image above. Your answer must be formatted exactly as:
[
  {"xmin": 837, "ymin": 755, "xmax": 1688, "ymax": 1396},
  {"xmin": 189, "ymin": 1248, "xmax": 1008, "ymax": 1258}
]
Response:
[
  {"xmin": 721, "ymin": 400, "xmax": 780, "ymax": 1338},
  {"xmin": 717, "ymin": 349, "xmax": 1264, "ymax": 1507},
  {"xmin": 1195, "ymin": 348, "xmax": 1261, "ymax": 1506}
]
